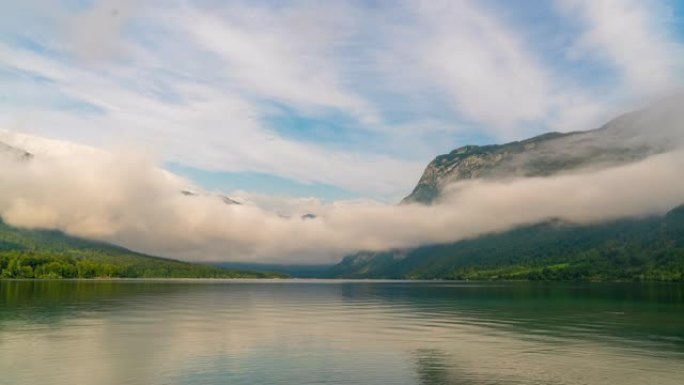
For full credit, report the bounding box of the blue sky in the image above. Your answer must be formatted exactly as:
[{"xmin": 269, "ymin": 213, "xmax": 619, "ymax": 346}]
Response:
[{"xmin": 1, "ymin": 0, "xmax": 683, "ymax": 202}]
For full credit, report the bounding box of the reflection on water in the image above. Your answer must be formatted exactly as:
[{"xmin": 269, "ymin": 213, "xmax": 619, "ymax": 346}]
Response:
[{"xmin": 0, "ymin": 280, "xmax": 682, "ymax": 385}]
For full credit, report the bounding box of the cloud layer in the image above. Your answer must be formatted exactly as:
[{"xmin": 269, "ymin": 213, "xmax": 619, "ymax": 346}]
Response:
[{"xmin": 1, "ymin": 129, "xmax": 683, "ymax": 264}]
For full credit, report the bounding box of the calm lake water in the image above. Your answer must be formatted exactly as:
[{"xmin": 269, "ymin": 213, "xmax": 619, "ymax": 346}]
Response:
[{"xmin": 1, "ymin": 280, "xmax": 682, "ymax": 385}]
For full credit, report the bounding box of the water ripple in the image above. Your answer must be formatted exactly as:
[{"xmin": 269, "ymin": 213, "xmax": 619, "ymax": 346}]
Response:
[{"xmin": 0, "ymin": 280, "xmax": 682, "ymax": 385}]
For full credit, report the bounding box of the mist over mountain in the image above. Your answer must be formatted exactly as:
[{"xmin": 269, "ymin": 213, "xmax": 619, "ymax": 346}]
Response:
[
  {"xmin": 0, "ymin": 218, "xmax": 282, "ymax": 279},
  {"xmin": 328, "ymin": 204, "xmax": 684, "ymax": 281}
]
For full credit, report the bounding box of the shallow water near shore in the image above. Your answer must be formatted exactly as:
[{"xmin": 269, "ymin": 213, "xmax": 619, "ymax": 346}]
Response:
[{"xmin": 1, "ymin": 279, "xmax": 682, "ymax": 385}]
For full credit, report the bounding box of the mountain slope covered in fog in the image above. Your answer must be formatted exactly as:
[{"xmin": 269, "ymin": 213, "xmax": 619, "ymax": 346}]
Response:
[{"xmin": 328, "ymin": 205, "xmax": 684, "ymax": 281}]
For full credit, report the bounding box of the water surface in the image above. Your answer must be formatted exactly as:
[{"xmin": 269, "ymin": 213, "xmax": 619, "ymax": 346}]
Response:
[{"xmin": 1, "ymin": 280, "xmax": 682, "ymax": 385}]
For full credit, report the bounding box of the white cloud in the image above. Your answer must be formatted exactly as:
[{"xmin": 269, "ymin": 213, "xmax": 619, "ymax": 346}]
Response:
[
  {"xmin": 368, "ymin": 0, "xmax": 683, "ymax": 137},
  {"xmin": 408, "ymin": 0, "xmax": 554, "ymax": 132},
  {"xmin": 559, "ymin": 0, "xmax": 682, "ymax": 98},
  {"xmin": 182, "ymin": 4, "xmax": 376, "ymax": 122},
  {"xmin": 357, "ymin": 0, "xmax": 599, "ymax": 139}
]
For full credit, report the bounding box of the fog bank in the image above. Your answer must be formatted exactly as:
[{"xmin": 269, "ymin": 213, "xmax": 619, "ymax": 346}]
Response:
[{"xmin": 1, "ymin": 139, "xmax": 683, "ymax": 263}]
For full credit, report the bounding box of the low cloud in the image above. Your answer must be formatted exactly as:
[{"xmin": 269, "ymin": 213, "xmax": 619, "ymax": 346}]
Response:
[{"xmin": 0, "ymin": 134, "xmax": 683, "ymax": 264}]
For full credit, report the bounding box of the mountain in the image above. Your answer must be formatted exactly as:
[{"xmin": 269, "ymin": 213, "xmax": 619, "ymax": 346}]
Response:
[
  {"xmin": 328, "ymin": 205, "xmax": 684, "ymax": 281},
  {"xmin": 0, "ymin": 219, "xmax": 284, "ymax": 279},
  {"xmin": 402, "ymin": 97, "xmax": 681, "ymax": 204},
  {"xmin": 330, "ymin": 98, "xmax": 684, "ymax": 281}
]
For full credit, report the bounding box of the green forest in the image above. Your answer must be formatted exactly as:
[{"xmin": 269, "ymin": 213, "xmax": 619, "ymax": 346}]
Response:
[{"xmin": 0, "ymin": 220, "xmax": 284, "ymax": 279}]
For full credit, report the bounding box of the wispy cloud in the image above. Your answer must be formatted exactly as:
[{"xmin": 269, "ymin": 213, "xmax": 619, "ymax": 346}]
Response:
[
  {"xmin": 560, "ymin": 0, "xmax": 682, "ymax": 98},
  {"xmin": 182, "ymin": 3, "xmax": 376, "ymax": 122}
]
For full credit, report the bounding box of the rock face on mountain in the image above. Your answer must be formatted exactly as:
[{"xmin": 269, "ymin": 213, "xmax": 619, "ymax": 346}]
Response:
[
  {"xmin": 402, "ymin": 98, "xmax": 682, "ymax": 204},
  {"xmin": 0, "ymin": 141, "xmax": 32, "ymax": 161},
  {"xmin": 220, "ymin": 195, "xmax": 242, "ymax": 205}
]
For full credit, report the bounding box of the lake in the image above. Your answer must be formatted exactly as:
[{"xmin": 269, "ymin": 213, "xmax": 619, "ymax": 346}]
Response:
[{"xmin": 0, "ymin": 280, "xmax": 682, "ymax": 385}]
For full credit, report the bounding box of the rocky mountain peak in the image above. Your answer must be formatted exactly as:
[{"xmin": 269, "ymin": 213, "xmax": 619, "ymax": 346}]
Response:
[{"xmin": 401, "ymin": 98, "xmax": 682, "ymax": 205}]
